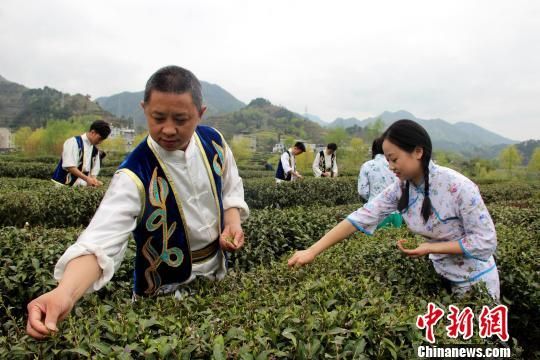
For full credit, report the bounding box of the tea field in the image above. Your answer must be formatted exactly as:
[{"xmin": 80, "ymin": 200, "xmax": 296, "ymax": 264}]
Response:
[{"xmin": 0, "ymin": 156, "xmax": 538, "ymax": 359}]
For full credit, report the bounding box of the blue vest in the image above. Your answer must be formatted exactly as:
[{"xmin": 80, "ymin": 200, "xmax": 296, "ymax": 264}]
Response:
[
  {"xmin": 275, "ymin": 150, "xmax": 293, "ymax": 181},
  {"xmin": 117, "ymin": 125, "xmax": 225, "ymax": 296},
  {"xmin": 52, "ymin": 136, "xmax": 98, "ymax": 186}
]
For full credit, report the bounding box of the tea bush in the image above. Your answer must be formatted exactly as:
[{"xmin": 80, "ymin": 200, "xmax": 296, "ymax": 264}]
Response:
[
  {"xmin": 0, "ymin": 199, "xmax": 538, "ymax": 358},
  {"xmin": 0, "ymin": 186, "xmax": 106, "ymax": 227},
  {"xmin": 1, "ymin": 178, "xmax": 537, "ymax": 228},
  {"xmin": 238, "ymin": 170, "xmax": 275, "ymax": 179},
  {"xmin": 0, "ymin": 171, "xmax": 538, "ymax": 358},
  {"xmin": 243, "ymin": 177, "xmax": 361, "ymax": 209},
  {"xmin": 2, "ymin": 224, "xmax": 530, "ymax": 359},
  {"xmin": 0, "ymin": 162, "xmax": 118, "ymax": 179},
  {"xmin": 0, "ymin": 155, "xmax": 59, "ymax": 163}
]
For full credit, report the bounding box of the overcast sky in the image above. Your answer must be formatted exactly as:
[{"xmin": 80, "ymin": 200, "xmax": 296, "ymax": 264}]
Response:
[{"xmin": 1, "ymin": 0, "xmax": 539, "ymax": 140}]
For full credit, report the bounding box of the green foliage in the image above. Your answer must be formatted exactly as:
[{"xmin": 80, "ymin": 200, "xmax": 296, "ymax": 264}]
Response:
[
  {"xmin": 0, "ymin": 185, "xmax": 107, "ymax": 227},
  {"xmin": 11, "ymin": 117, "xmax": 96, "ymax": 156},
  {"xmin": 202, "ymin": 99, "xmax": 325, "ymax": 148},
  {"xmin": 338, "ymin": 138, "xmax": 369, "ymax": 174},
  {"xmin": 0, "ymin": 161, "xmax": 118, "ymax": 179},
  {"xmin": 0, "ymin": 153, "xmax": 60, "ymax": 164},
  {"xmin": 515, "ymin": 140, "xmax": 540, "ymax": 164},
  {"xmin": 0, "ymin": 174, "xmax": 538, "ymax": 358},
  {"xmin": 244, "ymin": 178, "xmax": 361, "ymax": 210},
  {"xmin": 294, "ymin": 150, "xmax": 315, "ymax": 175},
  {"xmin": 324, "ymin": 128, "xmax": 349, "ymax": 148},
  {"xmin": 238, "ymin": 170, "xmax": 275, "ymax": 179},
  {"xmin": 99, "ymin": 136, "xmax": 127, "ymax": 154},
  {"xmin": 364, "ymin": 118, "xmax": 385, "ymax": 144},
  {"xmin": 477, "ymin": 182, "xmax": 540, "ymax": 203},
  {"xmin": 527, "ymin": 147, "xmax": 540, "ymax": 172},
  {"xmin": 492, "ymin": 222, "xmax": 540, "ymax": 353},
  {"xmin": 12, "ymin": 127, "xmax": 32, "ymax": 150},
  {"xmin": 229, "ymin": 204, "xmax": 361, "ymax": 271},
  {"xmin": 230, "ymin": 138, "xmax": 254, "ymax": 166},
  {"xmin": 2, "ymin": 177, "xmax": 538, "ymax": 228},
  {"xmin": 488, "ymin": 200, "xmax": 540, "ymax": 232},
  {"xmin": 499, "ymin": 145, "xmax": 524, "ymax": 176},
  {"xmin": 2, "ymin": 215, "xmax": 536, "ymax": 358},
  {"xmin": 7, "ymin": 84, "xmax": 120, "ymax": 129},
  {"xmin": 0, "ymin": 161, "xmax": 58, "ymax": 179},
  {"xmin": 247, "ymin": 130, "xmax": 279, "ymax": 153}
]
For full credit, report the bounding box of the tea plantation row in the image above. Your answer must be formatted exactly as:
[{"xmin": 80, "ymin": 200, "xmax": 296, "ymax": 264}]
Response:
[
  {"xmin": 1, "ymin": 177, "xmax": 538, "ymax": 227},
  {"xmin": 1, "ymin": 199, "xmax": 538, "ymax": 358}
]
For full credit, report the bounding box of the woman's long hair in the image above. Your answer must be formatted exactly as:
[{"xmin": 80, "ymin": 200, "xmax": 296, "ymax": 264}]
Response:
[{"xmin": 382, "ymin": 119, "xmax": 433, "ymax": 222}]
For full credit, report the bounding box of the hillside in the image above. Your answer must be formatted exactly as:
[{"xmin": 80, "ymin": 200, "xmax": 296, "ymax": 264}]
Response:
[
  {"xmin": 326, "ymin": 110, "xmax": 517, "ymax": 153},
  {"xmin": 96, "ymin": 81, "xmax": 245, "ymax": 125},
  {"xmin": 0, "ymin": 75, "xmax": 125, "ymax": 128},
  {"xmin": 202, "ymin": 98, "xmax": 326, "ymax": 149}
]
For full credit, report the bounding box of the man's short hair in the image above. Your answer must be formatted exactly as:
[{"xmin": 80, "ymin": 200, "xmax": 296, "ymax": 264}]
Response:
[
  {"xmin": 327, "ymin": 143, "xmax": 338, "ymax": 151},
  {"xmin": 143, "ymin": 65, "xmax": 203, "ymax": 111},
  {"xmin": 90, "ymin": 120, "xmax": 111, "ymax": 139},
  {"xmin": 294, "ymin": 142, "xmax": 306, "ymax": 152}
]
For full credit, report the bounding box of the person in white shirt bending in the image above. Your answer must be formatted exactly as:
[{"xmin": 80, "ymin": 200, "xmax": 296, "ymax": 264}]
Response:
[
  {"xmin": 312, "ymin": 143, "xmax": 338, "ymax": 178},
  {"xmin": 275, "ymin": 142, "xmax": 306, "ymax": 183},
  {"xmin": 51, "ymin": 120, "xmax": 111, "ymax": 187},
  {"xmin": 27, "ymin": 65, "xmax": 250, "ymax": 339}
]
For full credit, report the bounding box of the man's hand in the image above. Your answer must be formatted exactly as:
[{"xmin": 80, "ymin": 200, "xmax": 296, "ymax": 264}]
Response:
[
  {"xmin": 220, "ymin": 223, "xmax": 244, "ymax": 252},
  {"xmin": 288, "ymin": 249, "xmax": 316, "ymax": 268},
  {"xmin": 26, "ymin": 287, "xmax": 75, "ymax": 339},
  {"xmin": 86, "ymin": 177, "xmax": 100, "ymax": 187}
]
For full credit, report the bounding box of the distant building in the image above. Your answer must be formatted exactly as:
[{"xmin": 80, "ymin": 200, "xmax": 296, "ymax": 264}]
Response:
[
  {"xmin": 0, "ymin": 128, "xmax": 14, "ymax": 152},
  {"xmin": 315, "ymin": 144, "xmax": 326, "ymax": 153},
  {"xmin": 273, "ymin": 138, "xmax": 317, "ymax": 153},
  {"xmin": 272, "ymin": 143, "xmax": 285, "ymax": 153},
  {"xmin": 110, "ymin": 126, "xmax": 136, "ymax": 151}
]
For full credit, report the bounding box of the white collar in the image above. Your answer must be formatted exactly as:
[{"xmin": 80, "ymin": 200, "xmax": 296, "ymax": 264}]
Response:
[
  {"xmin": 147, "ymin": 134, "xmax": 196, "ymax": 162},
  {"xmin": 81, "ymin": 133, "xmax": 91, "ymax": 145},
  {"xmin": 374, "ymin": 154, "xmax": 386, "ymax": 162}
]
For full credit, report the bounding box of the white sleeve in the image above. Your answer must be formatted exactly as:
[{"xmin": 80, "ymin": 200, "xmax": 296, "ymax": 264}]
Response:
[
  {"xmin": 358, "ymin": 163, "xmax": 370, "ymax": 201},
  {"xmin": 332, "ymin": 156, "xmax": 338, "ymax": 177},
  {"xmin": 312, "ymin": 152, "xmax": 322, "ymax": 177},
  {"xmin": 90, "ymin": 152, "xmax": 101, "ymax": 176},
  {"xmin": 347, "ymin": 180, "xmax": 401, "ymax": 235},
  {"xmin": 221, "ymin": 142, "xmax": 250, "ymax": 222},
  {"xmin": 61, "ymin": 138, "xmax": 79, "ymax": 169},
  {"xmin": 457, "ymin": 181, "xmax": 497, "ymax": 261},
  {"xmin": 281, "ymin": 152, "xmax": 292, "ymax": 174},
  {"xmin": 54, "ymin": 171, "xmax": 141, "ymax": 292}
]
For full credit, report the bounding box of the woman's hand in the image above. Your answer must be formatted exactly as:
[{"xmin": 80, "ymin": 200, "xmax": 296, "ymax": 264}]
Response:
[
  {"xmin": 397, "ymin": 239, "xmax": 432, "ymax": 258},
  {"xmin": 288, "ymin": 249, "xmax": 316, "ymax": 268}
]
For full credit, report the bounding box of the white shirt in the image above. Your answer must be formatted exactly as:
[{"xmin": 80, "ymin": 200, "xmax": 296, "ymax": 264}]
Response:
[
  {"xmin": 358, "ymin": 154, "xmax": 397, "ymax": 201},
  {"xmin": 61, "ymin": 133, "xmax": 100, "ymax": 186},
  {"xmin": 54, "ymin": 134, "xmax": 249, "ymax": 294},
  {"xmin": 312, "ymin": 150, "xmax": 338, "ymax": 177},
  {"xmin": 275, "ymin": 148, "xmax": 298, "ymax": 182}
]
